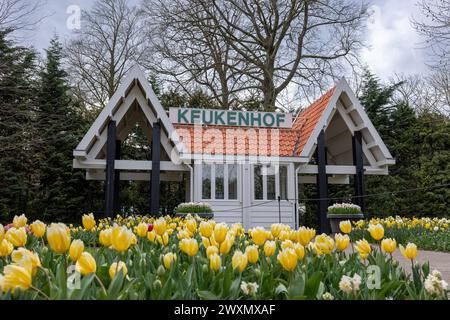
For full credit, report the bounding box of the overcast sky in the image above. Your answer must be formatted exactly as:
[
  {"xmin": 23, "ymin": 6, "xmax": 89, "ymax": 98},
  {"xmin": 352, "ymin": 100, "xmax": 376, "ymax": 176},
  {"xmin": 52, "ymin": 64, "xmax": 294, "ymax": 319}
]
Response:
[{"xmin": 18, "ymin": 0, "xmax": 429, "ymax": 81}]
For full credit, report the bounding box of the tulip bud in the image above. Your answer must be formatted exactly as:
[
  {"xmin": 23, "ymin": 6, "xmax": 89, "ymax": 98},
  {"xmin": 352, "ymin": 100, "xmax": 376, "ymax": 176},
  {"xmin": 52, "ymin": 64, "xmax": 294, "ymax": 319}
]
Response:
[
  {"xmin": 82, "ymin": 213, "xmax": 96, "ymax": 231},
  {"xmin": 153, "ymin": 279, "xmax": 162, "ymax": 290},
  {"xmin": 69, "ymin": 239, "xmax": 84, "ymax": 262},
  {"xmin": 157, "ymin": 265, "xmax": 166, "ymax": 276}
]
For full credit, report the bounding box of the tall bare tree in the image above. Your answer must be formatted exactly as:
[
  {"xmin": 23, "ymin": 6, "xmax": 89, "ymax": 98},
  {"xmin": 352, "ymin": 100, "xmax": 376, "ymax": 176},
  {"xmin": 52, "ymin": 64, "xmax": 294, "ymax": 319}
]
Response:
[
  {"xmin": 65, "ymin": 0, "xmax": 148, "ymax": 110},
  {"xmin": 142, "ymin": 0, "xmax": 254, "ymax": 109},
  {"xmin": 412, "ymin": 0, "xmax": 450, "ymax": 68},
  {"xmin": 189, "ymin": 0, "xmax": 368, "ymax": 110},
  {"xmin": 0, "ymin": 0, "xmax": 46, "ymax": 36}
]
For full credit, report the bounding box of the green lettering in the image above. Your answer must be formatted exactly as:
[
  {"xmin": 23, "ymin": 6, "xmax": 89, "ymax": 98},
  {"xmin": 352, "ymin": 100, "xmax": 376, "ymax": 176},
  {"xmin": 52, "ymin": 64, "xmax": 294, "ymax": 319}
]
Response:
[
  {"xmin": 276, "ymin": 113, "xmax": 285, "ymax": 127},
  {"xmin": 215, "ymin": 111, "xmax": 225, "ymax": 125},
  {"xmin": 227, "ymin": 111, "xmax": 237, "ymax": 126},
  {"xmin": 202, "ymin": 110, "xmax": 214, "ymax": 124},
  {"xmin": 178, "ymin": 109, "xmax": 189, "ymax": 123},
  {"xmin": 191, "ymin": 109, "xmax": 201, "ymax": 123},
  {"xmin": 263, "ymin": 113, "xmax": 275, "ymax": 127},
  {"xmin": 238, "ymin": 112, "xmax": 249, "ymax": 126},
  {"xmin": 251, "ymin": 112, "xmax": 261, "ymax": 127}
]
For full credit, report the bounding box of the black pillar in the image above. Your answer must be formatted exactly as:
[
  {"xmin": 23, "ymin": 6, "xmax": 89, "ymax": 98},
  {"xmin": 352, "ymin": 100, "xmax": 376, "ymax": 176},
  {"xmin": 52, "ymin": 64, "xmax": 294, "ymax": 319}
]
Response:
[
  {"xmin": 352, "ymin": 130, "xmax": 366, "ymax": 212},
  {"xmin": 113, "ymin": 140, "xmax": 121, "ymax": 214},
  {"xmin": 105, "ymin": 121, "xmax": 116, "ymax": 218},
  {"xmin": 317, "ymin": 129, "xmax": 330, "ymax": 234},
  {"xmin": 150, "ymin": 122, "xmax": 161, "ymax": 215}
]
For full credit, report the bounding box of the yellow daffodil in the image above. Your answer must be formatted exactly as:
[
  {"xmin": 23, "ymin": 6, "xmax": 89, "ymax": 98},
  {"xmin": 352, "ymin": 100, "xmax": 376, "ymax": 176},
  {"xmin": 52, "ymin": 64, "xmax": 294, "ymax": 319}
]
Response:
[
  {"xmin": 209, "ymin": 253, "xmax": 221, "ymax": 271},
  {"xmin": 339, "ymin": 220, "xmax": 352, "ymax": 234},
  {"xmin": 231, "ymin": 250, "xmax": 248, "ymax": 272},
  {"xmin": 277, "ymin": 248, "xmax": 298, "ymax": 272},
  {"xmin": 355, "ymin": 239, "xmax": 372, "ymax": 260},
  {"xmin": 13, "ymin": 214, "xmax": 27, "ymax": 228},
  {"xmin": 76, "ymin": 252, "xmax": 97, "ymax": 275},
  {"xmin": 30, "ymin": 220, "xmax": 46, "ymax": 238},
  {"xmin": 82, "ymin": 213, "xmax": 96, "ymax": 231},
  {"xmin": 335, "ymin": 234, "xmax": 350, "ymax": 251},
  {"xmin": 179, "ymin": 238, "xmax": 199, "ymax": 257},
  {"xmin": 163, "ymin": 252, "xmax": 177, "ymax": 269},
  {"xmin": 263, "ymin": 240, "xmax": 276, "ymax": 257},
  {"xmin": 368, "ymin": 223, "xmax": 384, "ymax": 241},
  {"xmin": 69, "ymin": 239, "xmax": 84, "ymax": 262},
  {"xmin": 5, "ymin": 227, "xmax": 27, "ymax": 247},
  {"xmin": 381, "ymin": 238, "xmax": 397, "ymax": 254},
  {"xmin": 111, "ymin": 225, "xmax": 133, "ymax": 252},
  {"xmin": 214, "ymin": 223, "xmax": 229, "ymax": 244},
  {"xmin": 400, "ymin": 243, "xmax": 417, "ymax": 260},
  {"xmin": 109, "ymin": 261, "xmax": 128, "ymax": 279},
  {"xmin": 46, "ymin": 223, "xmax": 71, "ymax": 254}
]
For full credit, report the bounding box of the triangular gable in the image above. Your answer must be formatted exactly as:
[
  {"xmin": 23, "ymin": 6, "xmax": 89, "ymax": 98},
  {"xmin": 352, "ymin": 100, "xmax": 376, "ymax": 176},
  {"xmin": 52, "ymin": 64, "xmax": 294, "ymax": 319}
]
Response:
[
  {"xmin": 297, "ymin": 78, "xmax": 395, "ymax": 167},
  {"xmin": 73, "ymin": 65, "xmax": 183, "ymax": 163}
]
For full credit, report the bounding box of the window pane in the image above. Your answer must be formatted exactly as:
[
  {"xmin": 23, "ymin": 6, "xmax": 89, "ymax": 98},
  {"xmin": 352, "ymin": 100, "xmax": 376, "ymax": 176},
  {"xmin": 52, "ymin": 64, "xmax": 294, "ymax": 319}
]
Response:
[
  {"xmin": 228, "ymin": 164, "xmax": 237, "ymax": 200},
  {"xmin": 215, "ymin": 164, "xmax": 224, "ymax": 199},
  {"xmin": 279, "ymin": 166, "xmax": 287, "ymax": 200},
  {"xmin": 202, "ymin": 164, "xmax": 211, "ymax": 199},
  {"xmin": 254, "ymin": 165, "xmax": 263, "ymax": 200},
  {"xmin": 267, "ymin": 169, "xmax": 276, "ymax": 200}
]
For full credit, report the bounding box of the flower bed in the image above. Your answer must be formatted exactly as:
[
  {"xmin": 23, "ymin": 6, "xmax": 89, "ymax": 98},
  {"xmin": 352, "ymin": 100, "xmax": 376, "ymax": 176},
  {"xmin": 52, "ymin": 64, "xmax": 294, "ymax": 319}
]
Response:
[{"xmin": 0, "ymin": 214, "xmax": 448, "ymax": 300}]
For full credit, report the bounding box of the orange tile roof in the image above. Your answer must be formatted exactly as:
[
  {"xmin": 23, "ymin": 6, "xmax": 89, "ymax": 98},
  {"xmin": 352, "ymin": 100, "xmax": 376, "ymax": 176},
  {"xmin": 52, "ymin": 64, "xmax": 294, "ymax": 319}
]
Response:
[{"xmin": 173, "ymin": 86, "xmax": 336, "ymax": 158}]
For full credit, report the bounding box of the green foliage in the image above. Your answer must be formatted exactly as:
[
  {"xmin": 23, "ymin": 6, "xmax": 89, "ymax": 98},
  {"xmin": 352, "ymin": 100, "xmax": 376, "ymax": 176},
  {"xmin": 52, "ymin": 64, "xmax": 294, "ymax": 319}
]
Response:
[{"xmin": 175, "ymin": 203, "xmax": 213, "ymax": 214}]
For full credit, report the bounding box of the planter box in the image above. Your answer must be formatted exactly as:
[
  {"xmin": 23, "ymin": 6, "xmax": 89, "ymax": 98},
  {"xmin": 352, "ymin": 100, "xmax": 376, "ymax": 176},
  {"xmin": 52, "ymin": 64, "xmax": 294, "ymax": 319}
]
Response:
[
  {"xmin": 327, "ymin": 213, "xmax": 364, "ymax": 234},
  {"xmin": 174, "ymin": 212, "xmax": 214, "ymax": 219}
]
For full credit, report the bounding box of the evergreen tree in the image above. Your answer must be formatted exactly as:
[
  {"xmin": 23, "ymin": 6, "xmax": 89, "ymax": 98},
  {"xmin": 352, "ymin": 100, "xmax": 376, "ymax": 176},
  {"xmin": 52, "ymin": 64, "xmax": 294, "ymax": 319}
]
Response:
[{"xmin": 0, "ymin": 29, "xmax": 37, "ymax": 220}]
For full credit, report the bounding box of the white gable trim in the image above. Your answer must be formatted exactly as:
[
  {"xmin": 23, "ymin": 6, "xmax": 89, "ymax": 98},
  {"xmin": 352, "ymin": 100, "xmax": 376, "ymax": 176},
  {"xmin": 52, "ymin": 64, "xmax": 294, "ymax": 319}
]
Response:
[
  {"xmin": 73, "ymin": 65, "xmax": 183, "ymax": 164},
  {"xmin": 299, "ymin": 78, "xmax": 395, "ymax": 166}
]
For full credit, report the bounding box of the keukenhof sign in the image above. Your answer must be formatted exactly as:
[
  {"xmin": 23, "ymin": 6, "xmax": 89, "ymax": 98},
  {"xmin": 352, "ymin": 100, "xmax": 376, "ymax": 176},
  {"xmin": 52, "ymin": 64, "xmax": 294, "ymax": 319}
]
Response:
[{"xmin": 169, "ymin": 107, "xmax": 293, "ymax": 128}]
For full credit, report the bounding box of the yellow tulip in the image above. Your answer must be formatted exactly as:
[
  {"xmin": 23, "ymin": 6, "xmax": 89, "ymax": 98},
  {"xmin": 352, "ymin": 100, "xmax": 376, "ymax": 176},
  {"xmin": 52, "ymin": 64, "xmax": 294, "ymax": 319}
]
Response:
[
  {"xmin": 355, "ymin": 239, "xmax": 372, "ymax": 259},
  {"xmin": 82, "ymin": 213, "xmax": 96, "ymax": 231},
  {"xmin": 335, "ymin": 233, "xmax": 350, "ymax": 251},
  {"xmin": 271, "ymin": 223, "xmax": 283, "ymax": 238},
  {"xmin": 206, "ymin": 245, "xmax": 219, "ymax": 258},
  {"xmin": 279, "ymin": 230, "xmax": 290, "ymax": 241},
  {"xmin": 163, "ymin": 252, "xmax": 177, "ymax": 269},
  {"xmin": 281, "ymin": 240, "xmax": 294, "ymax": 250},
  {"xmin": 5, "ymin": 227, "xmax": 27, "ymax": 247},
  {"xmin": 400, "ymin": 243, "xmax": 417, "ymax": 260},
  {"xmin": 339, "ymin": 220, "xmax": 352, "ymax": 234},
  {"xmin": 231, "ymin": 250, "xmax": 248, "ymax": 272},
  {"xmin": 11, "ymin": 248, "xmax": 41, "ymax": 276},
  {"xmin": 314, "ymin": 234, "xmax": 334, "ymax": 255},
  {"xmin": 76, "ymin": 252, "xmax": 97, "ymax": 275},
  {"xmin": 154, "ymin": 218, "xmax": 167, "ymax": 236},
  {"xmin": 219, "ymin": 235, "xmax": 234, "ymax": 255},
  {"xmin": 201, "ymin": 236, "xmax": 211, "ymax": 248},
  {"xmin": 277, "ymin": 248, "xmax": 298, "ymax": 272},
  {"xmin": 157, "ymin": 232, "xmax": 169, "ymax": 246},
  {"xmin": 250, "ymin": 227, "xmax": 267, "ymax": 246},
  {"xmin": 199, "ymin": 221, "xmax": 213, "ymax": 238},
  {"xmin": 109, "ymin": 261, "xmax": 128, "ymax": 279},
  {"xmin": 296, "ymin": 227, "xmax": 316, "ymax": 246},
  {"xmin": 186, "ymin": 219, "xmax": 197, "ymax": 234},
  {"xmin": 111, "ymin": 225, "xmax": 133, "ymax": 252},
  {"xmin": 69, "ymin": 239, "xmax": 84, "ymax": 262},
  {"xmin": 30, "ymin": 220, "xmax": 46, "ymax": 238},
  {"xmin": 147, "ymin": 230, "xmax": 156, "ymax": 242},
  {"xmin": 13, "ymin": 214, "xmax": 27, "ymax": 228},
  {"xmin": 0, "ymin": 260, "xmax": 32, "ymax": 292},
  {"xmin": 264, "ymin": 240, "xmax": 276, "ymax": 257},
  {"xmin": 381, "ymin": 238, "xmax": 397, "ymax": 254},
  {"xmin": 99, "ymin": 229, "xmax": 112, "ymax": 247},
  {"xmin": 231, "ymin": 223, "xmax": 244, "ymax": 237},
  {"xmin": 293, "ymin": 243, "xmax": 305, "ymax": 260},
  {"xmin": 368, "ymin": 223, "xmax": 384, "ymax": 241},
  {"xmin": 245, "ymin": 245, "xmax": 259, "ymax": 264},
  {"xmin": 0, "ymin": 239, "xmax": 14, "ymax": 257},
  {"xmin": 131, "ymin": 233, "xmax": 137, "ymax": 245},
  {"xmin": 179, "ymin": 238, "xmax": 199, "ymax": 257},
  {"xmin": 46, "ymin": 223, "xmax": 71, "ymax": 254},
  {"xmin": 136, "ymin": 222, "xmax": 148, "ymax": 238},
  {"xmin": 0, "ymin": 224, "xmax": 4, "ymax": 242},
  {"xmin": 209, "ymin": 253, "xmax": 221, "ymax": 271},
  {"xmin": 214, "ymin": 223, "xmax": 229, "ymax": 244}
]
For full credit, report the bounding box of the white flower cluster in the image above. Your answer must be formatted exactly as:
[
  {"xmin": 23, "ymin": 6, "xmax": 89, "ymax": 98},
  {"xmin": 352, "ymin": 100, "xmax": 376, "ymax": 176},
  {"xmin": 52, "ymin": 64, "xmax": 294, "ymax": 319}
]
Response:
[
  {"xmin": 424, "ymin": 270, "xmax": 448, "ymax": 296},
  {"xmin": 322, "ymin": 292, "xmax": 335, "ymax": 300},
  {"xmin": 176, "ymin": 202, "xmax": 212, "ymax": 209},
  {"xmin": 328, "ymin": 203, "xmax": 361, "ymax": 211},
  {"xmin": 339, "ymin": 273, "xmax": 362, "ymax": 294},
  {"xmin": 240, "ymin": 281, "xmax": 259, "ymax": 295}
]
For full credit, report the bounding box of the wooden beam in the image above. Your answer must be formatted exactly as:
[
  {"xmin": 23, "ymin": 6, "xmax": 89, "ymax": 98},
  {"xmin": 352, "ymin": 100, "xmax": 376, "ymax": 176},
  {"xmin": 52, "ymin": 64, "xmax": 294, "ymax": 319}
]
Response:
[
  {"xmin": 353, "ymin": 131, "xmax": 366, "ymax": 212},
  {"xmin": 297, "ymin": 165, "xmax": 387, "ymax": 175},
  {"xmin": 150, "ymin": 122, "xmax": 161, "ymax": 215},
  {"xmin": 299, "ymin": 175, "xmax": 350, "ymax": 184},
  {"xmin": 105, "ymin": 121, "xmax": 116, "ymax": 218},
  {"xmin": 87, "ymin": 171, "xmax": 183, "ymax": 182},
  {"xmin": 74, "ymin": 159, "xmax": 189, "ymax": 171},
  {"xmin": 113, "ymin": 140, "xmax": 121, "ymax": 214}
]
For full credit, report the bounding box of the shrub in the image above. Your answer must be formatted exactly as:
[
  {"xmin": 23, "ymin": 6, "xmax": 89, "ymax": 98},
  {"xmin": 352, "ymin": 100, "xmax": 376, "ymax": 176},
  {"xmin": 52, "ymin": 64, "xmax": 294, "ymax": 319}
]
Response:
[{"xmin": 174, "ymin": 202, "xmax": 212, "ymax": 214}]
